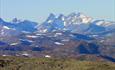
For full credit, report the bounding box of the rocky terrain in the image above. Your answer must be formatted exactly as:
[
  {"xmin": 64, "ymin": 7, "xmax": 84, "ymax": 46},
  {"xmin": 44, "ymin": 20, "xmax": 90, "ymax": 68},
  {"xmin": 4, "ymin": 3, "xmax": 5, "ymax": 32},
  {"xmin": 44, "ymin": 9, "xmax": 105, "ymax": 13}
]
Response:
[{"xmin": 0, "ymin": 12, "xmax": 115, "ymax": 62}]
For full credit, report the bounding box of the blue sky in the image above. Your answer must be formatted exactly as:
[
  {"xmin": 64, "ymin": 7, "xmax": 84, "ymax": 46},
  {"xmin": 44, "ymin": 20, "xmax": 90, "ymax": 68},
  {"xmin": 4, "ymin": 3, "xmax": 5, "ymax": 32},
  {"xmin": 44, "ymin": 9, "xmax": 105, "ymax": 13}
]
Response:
[{"xmin": 0, "ymin": 0, "xmax": 115, "ymax": 23}]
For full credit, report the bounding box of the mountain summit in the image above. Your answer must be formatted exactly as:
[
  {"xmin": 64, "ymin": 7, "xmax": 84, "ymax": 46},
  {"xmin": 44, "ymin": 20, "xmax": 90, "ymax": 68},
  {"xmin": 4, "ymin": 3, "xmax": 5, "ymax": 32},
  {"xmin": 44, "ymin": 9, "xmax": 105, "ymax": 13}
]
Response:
[{"xmin": 0, "ymin": 12, "xmax": 115, "ymax": 62}]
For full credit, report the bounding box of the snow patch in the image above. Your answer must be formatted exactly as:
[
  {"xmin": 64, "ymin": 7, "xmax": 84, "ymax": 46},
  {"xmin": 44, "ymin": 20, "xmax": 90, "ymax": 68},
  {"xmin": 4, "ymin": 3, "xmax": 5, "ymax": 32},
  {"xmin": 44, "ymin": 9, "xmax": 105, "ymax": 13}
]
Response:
[
  {"xmin": 54, "ymin": 32, "xmax": 62, "ymax": 37},
  {"xmin": 45, "ymin": 55, "xmax": 51, "ymax": 58},
  {"xmin": 47, "ymin": 20, "xmax": 53, "ymax": 23},
  {"xmin": 61, "ymin": 39, "xmax": 69, "ymax": 42},
  {"xmin": 54, "ymin": 42, "xmax": 64, "ymax": 45},
  {"xmin": 3, "ymin": 26, "xmax": 11, "ymax": 30},
  {"xmin": 10, "ymin": 43, "xmax": 18, "ymax": 46},
  {"xmin": 22, "ymin": 52, "xmax": 30, "ymax": 56},
  {"xmin": 26, "ymin": 35, "xmax": 38, "ymax": 38}
]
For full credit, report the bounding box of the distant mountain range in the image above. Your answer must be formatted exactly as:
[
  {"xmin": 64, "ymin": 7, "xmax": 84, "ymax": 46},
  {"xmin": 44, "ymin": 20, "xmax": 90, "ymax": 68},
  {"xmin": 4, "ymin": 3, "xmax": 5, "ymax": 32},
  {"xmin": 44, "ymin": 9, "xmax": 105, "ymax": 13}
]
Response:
[{"xmin": 0, "ymin": 12, "xmax": 115, "ymax": 62}]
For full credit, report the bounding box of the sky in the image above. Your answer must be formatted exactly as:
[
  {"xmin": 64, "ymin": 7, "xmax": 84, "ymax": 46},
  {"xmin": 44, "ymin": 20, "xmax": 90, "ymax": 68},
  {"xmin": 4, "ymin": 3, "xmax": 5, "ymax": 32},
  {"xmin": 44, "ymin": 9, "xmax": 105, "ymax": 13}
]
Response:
[{"xmin": 0, "ymin": 0, "xmax": 115, "ymax": 23}]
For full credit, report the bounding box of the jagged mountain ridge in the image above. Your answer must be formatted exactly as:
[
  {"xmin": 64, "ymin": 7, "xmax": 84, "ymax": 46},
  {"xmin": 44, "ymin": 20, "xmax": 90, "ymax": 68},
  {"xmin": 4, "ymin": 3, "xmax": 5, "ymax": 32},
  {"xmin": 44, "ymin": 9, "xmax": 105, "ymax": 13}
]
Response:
[
  {"xmin": 37, "ymin": 12, "xmax": 115, "ymax": 35},
  {"xmin": 0, "ymin": 12, "xmax": 115, "ymax": 62}
]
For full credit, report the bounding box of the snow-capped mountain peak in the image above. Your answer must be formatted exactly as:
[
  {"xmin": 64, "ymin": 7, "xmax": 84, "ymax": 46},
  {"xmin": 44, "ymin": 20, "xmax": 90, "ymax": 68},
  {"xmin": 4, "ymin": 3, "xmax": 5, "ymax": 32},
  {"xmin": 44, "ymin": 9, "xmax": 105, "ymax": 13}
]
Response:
[
  {"xmin": 64, "ymin": 12, "xmax": 92, "ymax": 25},
  {"xmin": 79, "ymin": 13, "xmax": 92, "ymax": 24}
]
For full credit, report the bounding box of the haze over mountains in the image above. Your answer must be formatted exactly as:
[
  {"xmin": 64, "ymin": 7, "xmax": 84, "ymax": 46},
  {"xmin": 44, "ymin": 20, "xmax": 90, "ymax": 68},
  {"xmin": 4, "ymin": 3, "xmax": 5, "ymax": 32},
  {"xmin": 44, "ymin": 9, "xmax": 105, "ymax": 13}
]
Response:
[{"xmin": 0, "ymin": 12, "xmax": 115, "ymax": 62}]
